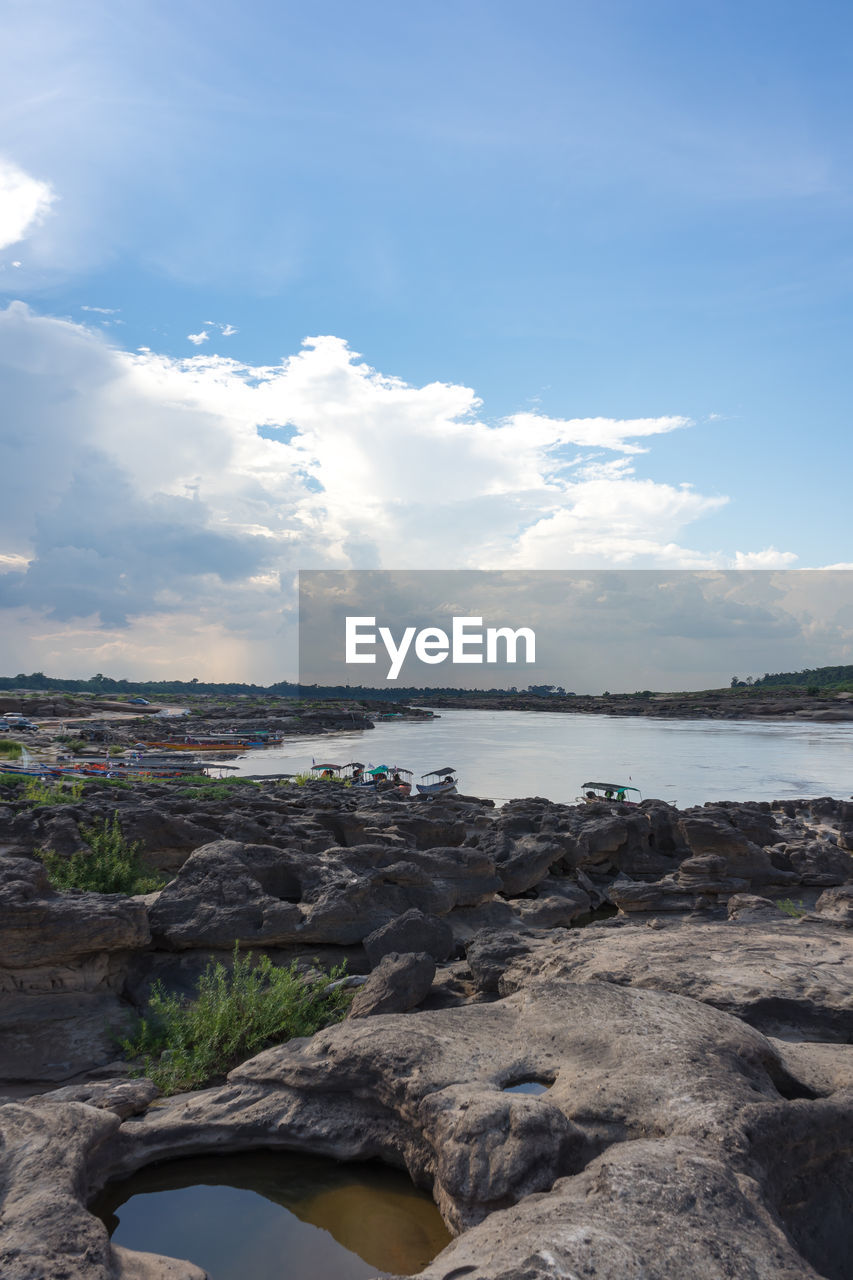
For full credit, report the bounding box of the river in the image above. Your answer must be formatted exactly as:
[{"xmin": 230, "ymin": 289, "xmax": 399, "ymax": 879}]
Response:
[{"xmin": 227, "ymin": 708, "xmax": 853, "ymax": 808}]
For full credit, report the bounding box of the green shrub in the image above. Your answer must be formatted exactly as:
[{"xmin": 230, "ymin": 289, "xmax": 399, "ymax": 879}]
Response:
[
  {"xmin": 777, "ymin": 897, "xmax": 807, "ymax": 918},
  {"xmin": 123, "ymin": 946, "xmax": 353, "ymax": 1094},
  {"xmin": 0, "ymin": 738, "xmax": 23, "ymax": 760},
  {"xmin": 41, "ymin": 813, "xmax": 163, "ymax": 895},
  {"xmin": 24, "ymin": 777, "xmax": 84, "ymax": 805}
]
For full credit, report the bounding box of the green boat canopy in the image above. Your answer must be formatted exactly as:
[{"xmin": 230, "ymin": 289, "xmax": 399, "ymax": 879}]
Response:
[{"xmin": 582, "ymin": 782, "xmax": 640, "ymax": 792}]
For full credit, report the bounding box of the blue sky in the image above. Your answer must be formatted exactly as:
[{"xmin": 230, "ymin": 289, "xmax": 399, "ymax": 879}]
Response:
[{"xmin": 1, "ymin": 0, "xmax": 852, "ymax": 678}]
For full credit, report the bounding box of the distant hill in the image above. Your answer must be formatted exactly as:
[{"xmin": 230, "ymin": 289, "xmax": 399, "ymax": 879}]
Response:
[{"xmin": 747, "ymin": 665, "xmax": 853, "ymax": 692}]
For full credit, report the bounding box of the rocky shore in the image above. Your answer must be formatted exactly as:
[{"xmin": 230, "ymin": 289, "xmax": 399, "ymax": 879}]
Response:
[
  {"xmin": 1, "ymin": 779, "xmax": 851, "ymax": 1279},
  {"xmin": 421, "ymin": 688, "xmax": 853, "ymax": 722}
]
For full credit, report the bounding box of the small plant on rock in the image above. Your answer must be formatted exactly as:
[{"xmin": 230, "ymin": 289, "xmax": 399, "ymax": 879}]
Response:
[
  {"xmin": 777, "ymin": 897, "xmax": 808, "ymax": 918},
  {"xmin": 123, "ymin": 945, "xmax": 353, "ymax": 1094},
  {"xmin": 41, "ymin": 813, "xmax": 163, "ymax": 895},
  {"xmin": 24, "ymin": 777, "xmax": 84, "ymax": 805}
]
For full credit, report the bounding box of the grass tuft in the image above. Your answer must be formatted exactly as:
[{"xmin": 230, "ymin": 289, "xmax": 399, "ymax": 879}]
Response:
[{"xmin": 123, "ymin": 945, "xmax": 353, "ymax": 1094}]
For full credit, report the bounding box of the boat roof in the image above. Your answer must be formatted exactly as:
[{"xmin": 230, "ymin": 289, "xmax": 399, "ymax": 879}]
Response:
[
  {"xmin": 421, "ymin": 766, "xmax": 456, "ymax": 778},
  {"xmin": 312, "ymin": 762, "xmax": 344, "ymax": 770},
  {"xmin": 582, "ymin": 781, "xmax": 640, "ymax": 792}
]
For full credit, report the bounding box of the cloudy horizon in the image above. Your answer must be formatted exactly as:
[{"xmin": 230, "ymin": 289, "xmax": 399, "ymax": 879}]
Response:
[{"xmin": 1, "ymin": 3, "xmax": 851, "ymax": 681}]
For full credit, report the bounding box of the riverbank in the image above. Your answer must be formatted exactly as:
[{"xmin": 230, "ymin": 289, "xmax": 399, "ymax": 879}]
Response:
[
  {"xmin": 418, "ymin": 687, "xmax": 853, "ymax": 721},
  {"xmin": 1, "ymin": 774, "xmax": 851, "ymax": 1277}
]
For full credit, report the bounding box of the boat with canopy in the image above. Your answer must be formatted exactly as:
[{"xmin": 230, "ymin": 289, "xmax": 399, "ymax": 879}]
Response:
[
  {"xmin": 579, "ymin": 781, "xmax": 642, "ymax": 804},
  {"xmin": 416, "ymin": 766, "xmax": 458, "ymax": 797}
]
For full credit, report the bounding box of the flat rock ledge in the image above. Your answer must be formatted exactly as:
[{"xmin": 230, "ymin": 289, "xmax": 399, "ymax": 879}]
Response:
[{"xmin": 2, "ymin": 970, "xmax": 852, "ymax": 1280}]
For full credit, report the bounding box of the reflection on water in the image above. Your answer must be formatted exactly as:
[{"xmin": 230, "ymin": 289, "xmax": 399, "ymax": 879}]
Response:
[
  {"xmin": 90, "ymin": 1150, "xmax": 452, "ymax": 1280},
  {"xmin": 502, "ymin": 1080, "xmax": 550, "ymax": 1095},
  {"xmin": 231, "ymin": 708, "xmax": 853, "ymax": 808}
]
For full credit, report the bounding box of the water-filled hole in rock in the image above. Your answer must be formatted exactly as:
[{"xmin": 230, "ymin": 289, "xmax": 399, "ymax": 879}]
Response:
[
  {"xmin": 502, "ymin": 1079, "xmax": 551, "ymax": 1095},
  {"xmin": 90, "ymin": 1149, "xmax": 453, "ymax": 1279}
]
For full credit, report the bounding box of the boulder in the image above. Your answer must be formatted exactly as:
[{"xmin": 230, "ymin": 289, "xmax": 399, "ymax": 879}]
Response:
[
  {"xmin": 814, "ymin": 883, "xmax": 853, "ymax": 927},
  {"xmin": 679, "ymin": 812, "xmax": 779, "ymax": 881},
  {"xmin": 363, "ymin": 908, "xmax": 454, "ymax": 966},
  {"xmin": 149, "ymin": 839, "xmax": 500, "ymax": 950},
  {"xmin": 347, "ymin": 950, "xmax": 436, "ymax": 1017},
  {"xmin": 0, "ymin": 857, "xmax": 150, "ymax": 967},
  {"xmin": 787, "ymin": 841, "xmax": 853, "ymax": 886},
  {"xmin": 466, "ymin": 929, "xmax": 533, "ymax": 993}
]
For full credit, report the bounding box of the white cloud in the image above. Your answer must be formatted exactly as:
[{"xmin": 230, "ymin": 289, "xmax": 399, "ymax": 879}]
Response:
[
  {"xmin": 0, "ymin": 159, "xmax": 56, "ymax": 250},
  {"xmin": 187, "ymin": 330, "xmax": 210, "ymax": 345},
  {"xmin": 0, "ymin": 304, "xmax": 800, "ymax": 677},
  {"xmin": 221, "ymin": 323, "xmax": 238, "ymax": 337},
  {"xmin": 81, "ymin": 305, "xmax": 119, "ymax": 315},
  {"xmin": 733, "ymin": 548, "xmax": 799, "ymax": 569}
]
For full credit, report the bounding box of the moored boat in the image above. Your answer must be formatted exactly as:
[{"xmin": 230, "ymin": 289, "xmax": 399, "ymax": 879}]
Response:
[
  {"xmin": 310, "ymin": 761, "xmax": 345, "ymax": 781},
  {"xmin": 416, "ymin": 766, "xmax": 458, "ymax": 797},
  {"xmin": 579, "ymin": 781, "xmax": 641, "ymax": 804}
]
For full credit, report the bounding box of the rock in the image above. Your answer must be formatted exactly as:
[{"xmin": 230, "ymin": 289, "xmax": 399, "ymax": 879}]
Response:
[
  {"xmin": 466, "ymin": 929, "xmax": 533, "ymax": 992},
  {"xmin": 787, "ymin": 841, "xmax": 853, "ymax": 886},
  {"xmin": 0, "ymin": 857, "xmax": 150, "ymax": 967},
  {"xmin": 492, "ymin": 834, "xmax": 566, "ymax": 895},
  {"xmin": 148, "ymin": 841, "xmax": 304, "ymax": 949},
  {"xmin": 38, "ymin": 813, "xmax": 91, "ymax": 858},
  {"xmin": 363, "ymin": 908, "xmax": 454, "ymax": 966},
  {"xmin": 2, "ymin": 972, "xmax": 850, "ymax": 1279},
  {"xmin": 43, "ymin": 1077, "xmax": 159, "ymax": 1118},
  {"xmin": 0, "ymin": 991, "xmax": 138, "ymax": 1081},
  {"xmin": 814, "ymin": 883, "xmax": 853, "ymax": 926},
  {"xmin": 678, "ymin": 812, "xmax": 780, "ymax": 881},
  {"xmin": 116, "ymin": 807, "xmax": 220, "ymax": 871},
  {"xmin": 513, "ymin": 894, "xmax": 588, "ymax": 929},
  {"xmin": 347, "ymin": 951, "xmax": 436, "ymax": 1017},
  {"xmin": 727, "ymin": 893, "xmax": 787, "ymax": 920},
  {"xmin": 412, "ymin": 1134, "xmax": 831, "ymax": 1280},
  {"xmin": 608, "ymin": 875, "xmax": 696, "ymax": 913},
  {"xmin": 501, "ymin": 917, "xmax": 853, "ymax": 1041},
  {"xmin": 445, "ymin": 899, "xmax": 520, "ymax": 947},
  {"xmin": 0, "ymin": 1098, "xmax": 121, "ymax": 1280},
  {"xmin": 149, "ymin": 839, "xmax": 500, "ymax": 950}
]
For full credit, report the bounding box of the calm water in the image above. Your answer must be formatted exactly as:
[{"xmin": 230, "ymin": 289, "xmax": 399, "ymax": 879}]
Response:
[
  {"xmin": 91, "ymin": 1151, "xmax": 452, "ymax": 1280},
  {"xmin": 229, "ymin": 708, "xmax": 853, "ymax": 808}
]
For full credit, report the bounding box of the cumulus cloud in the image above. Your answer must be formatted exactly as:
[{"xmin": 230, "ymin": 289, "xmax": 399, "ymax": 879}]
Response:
[
  {"xmin": 0, "ymin": 159, "xmax": 56, "ymax": 250},
  {"xmin": 0, "ymin": 303, "xmax": 799, "ymax": 677},
  {"xmin": 187, "ymin": 330, "xmax": 210, "ymax": 345}
]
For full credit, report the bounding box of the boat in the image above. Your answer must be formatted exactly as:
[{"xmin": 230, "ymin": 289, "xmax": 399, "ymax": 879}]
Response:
[
  {"xmin": 579, "ymin": 782, "xmax": 642, "ymax": 805},
  {"xmin": 416, "ymin": 766, "xmax": 458, "ymax": 797},
  {"xmin": 310, "ymin": 762, "xmax": 345, "ymax": 781},
  {"xmin": 373, "ymin": 766, "xmax": 413, "ymax": 797}
]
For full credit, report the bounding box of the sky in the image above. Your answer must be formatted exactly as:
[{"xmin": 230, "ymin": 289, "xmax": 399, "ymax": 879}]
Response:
[
  {"xmin": 1, "ymin": 0, "xmax": 852, "ymax": 682},
  {"xmin": 299, "ymin": 570, "xmax": 853, "ymax": 691}
]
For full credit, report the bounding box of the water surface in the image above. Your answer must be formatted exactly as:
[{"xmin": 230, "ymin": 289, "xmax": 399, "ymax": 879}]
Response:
[
  {"xmin": 91, "ymin": 1150, "xmax": 452, "ymax": 1280},
  {"xmin": 230, "ymin": 708, "xmax": 853, "ymax": 807}
]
